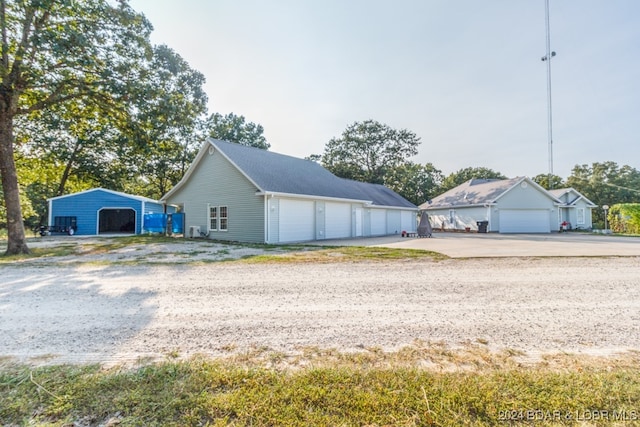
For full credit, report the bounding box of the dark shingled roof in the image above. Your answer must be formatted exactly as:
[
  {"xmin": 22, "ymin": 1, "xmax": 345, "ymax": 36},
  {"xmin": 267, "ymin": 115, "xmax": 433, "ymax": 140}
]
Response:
[{"xmin": 211, "ymin": 139, "xmax": 416, "ymax": 209}]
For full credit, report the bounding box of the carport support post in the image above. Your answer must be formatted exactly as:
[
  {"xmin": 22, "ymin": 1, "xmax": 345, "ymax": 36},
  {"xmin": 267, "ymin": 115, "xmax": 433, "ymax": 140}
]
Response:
[{"xmin": 603, "ymin": 205, "xmax": 609, "ymax": 234}]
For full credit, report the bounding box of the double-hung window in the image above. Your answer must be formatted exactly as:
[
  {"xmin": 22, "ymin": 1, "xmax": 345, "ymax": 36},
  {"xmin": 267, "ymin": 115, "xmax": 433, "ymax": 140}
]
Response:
[
  {"xmin": 577, "ymin": 208, "xmax": 585, "ymax": 225},
  {"xmin": 209, "ymin": 206, "xmax": 218, "ymax": 231},
  {"xmin": 208, "ymin": 205, "xmax": 229, "ymax": 231},
  {"xmin": 219, "ymin": 206, "xmax": 228, "ymax": 231}
]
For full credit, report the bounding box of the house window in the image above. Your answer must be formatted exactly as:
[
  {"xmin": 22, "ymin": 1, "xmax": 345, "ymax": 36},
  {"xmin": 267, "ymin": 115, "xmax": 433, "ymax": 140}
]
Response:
[
  {"xmin": 448, "ymin": 209, "xmax": 455, "ymax": 224},
  {"xmin": 209, "ymin": 206, "xmax": 218, "ymax": 231},
  {"xmin": 219, "ymin": 206, "xmax": 228, "ymax": 231},
  {"xmin": 577, "ymin": 208, "xmax": 585, "ymax": 225}
]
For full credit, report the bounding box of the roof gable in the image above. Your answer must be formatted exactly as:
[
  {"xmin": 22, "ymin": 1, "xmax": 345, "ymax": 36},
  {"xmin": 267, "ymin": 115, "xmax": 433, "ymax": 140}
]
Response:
[
  {"xmin": 420, "ymin": 177, "xmax": 560, "ymax": 209},
  {"xmin": 548, "ymin": 187, "xmax": 597, "ymax": 207},
  {"xmin": 48, "ymin": 188, "xmax": 160, "ymax": 204},
  {"xmin": 163, "ymin": 138, "xmax": 416, "ymax": 209}
]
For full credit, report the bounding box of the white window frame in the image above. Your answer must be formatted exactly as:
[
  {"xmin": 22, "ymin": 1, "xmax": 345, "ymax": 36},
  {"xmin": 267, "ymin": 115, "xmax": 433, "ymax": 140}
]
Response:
[
  {"xmin": 208, "ymin": 205, "xmax": 218, "ymax": 231},
  {"xmin": 219, "ymin": 206, "xmax": 228, "ymax": 231},
  {"xmin": 208, "ymin": 205, "xmax": 228, "ymax": 231},
  {"xmin": 577, "ymin": 208, "xmax": 585, "ymax": 225}
]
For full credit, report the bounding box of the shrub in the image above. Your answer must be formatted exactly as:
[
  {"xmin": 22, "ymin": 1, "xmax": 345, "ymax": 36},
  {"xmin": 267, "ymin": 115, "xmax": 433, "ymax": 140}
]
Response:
[{"xmin": 609, "ymin": 204, "xmax": 640, "ymax": 234}]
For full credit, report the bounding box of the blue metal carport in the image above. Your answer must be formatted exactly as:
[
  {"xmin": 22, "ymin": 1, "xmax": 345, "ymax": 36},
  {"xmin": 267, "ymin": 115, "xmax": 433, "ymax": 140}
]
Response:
[{"xmin": 47, "ymin": 188, "xmax": 169, "ymax": 235}]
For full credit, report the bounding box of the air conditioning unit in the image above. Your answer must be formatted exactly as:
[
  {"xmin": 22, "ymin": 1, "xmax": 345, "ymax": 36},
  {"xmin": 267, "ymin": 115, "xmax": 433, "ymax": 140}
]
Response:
[{"xmin": 188, "ymin": 225, "xmax": 201, "ymax": 238}]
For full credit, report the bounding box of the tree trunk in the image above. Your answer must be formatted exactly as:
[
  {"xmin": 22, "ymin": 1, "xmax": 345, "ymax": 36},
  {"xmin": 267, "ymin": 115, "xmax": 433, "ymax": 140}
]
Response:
[
  {"xmin": 56, "ymin": 138, "xmax": 81, "ymax": 196},
  {"xmin": 0, "ymin": 108, "xmax": 30, "ymax": 255}
]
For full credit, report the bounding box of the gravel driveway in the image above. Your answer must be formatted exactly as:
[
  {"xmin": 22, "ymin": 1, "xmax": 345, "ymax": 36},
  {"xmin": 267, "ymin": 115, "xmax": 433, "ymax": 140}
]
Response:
[{"xmin": 2, "ymin": 255, "xmax": 639, "ymax": 366}]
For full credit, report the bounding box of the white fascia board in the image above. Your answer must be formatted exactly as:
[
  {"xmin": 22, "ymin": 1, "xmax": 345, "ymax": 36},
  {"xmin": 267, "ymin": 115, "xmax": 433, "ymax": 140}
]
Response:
[
  {"xmin": 207, "ymin": 138, "xmax": 264, "ymax": 191},
  {"xmin": 47, "ymin": 187, "xmax": 101, "ymax": 202},
  {"xmin": 162, "ymin": 138, "xmax": 264, "ymax": 202},
  {"xmin": 369, "ymin": 205, "xmax": 419, "ymax": 211},
  {"xmin": 423, "ymin": 203, "xmax": 490, "ymax": 210},
  {"xmin": 49, "ymin": 187, "xmax": 160, "ymax": 204},
  {"xmin": 258, "ymin": 191, "xmax": 372, "ymax": 205},
  {"xmin": 161, "ymin": 142, "xmax": 210, "ymax": 202}
]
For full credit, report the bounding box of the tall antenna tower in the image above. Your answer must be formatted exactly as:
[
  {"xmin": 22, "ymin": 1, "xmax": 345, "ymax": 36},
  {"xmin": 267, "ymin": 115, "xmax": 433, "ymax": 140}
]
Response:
[{"xmin": 541, "ymin": 0, "xmax": 556, "ymax": 188}]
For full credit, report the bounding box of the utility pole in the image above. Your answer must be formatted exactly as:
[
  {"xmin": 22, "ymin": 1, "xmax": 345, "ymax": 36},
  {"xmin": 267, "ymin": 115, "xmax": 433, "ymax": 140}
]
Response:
[{"xmin": 541, "ymin": 0, "xmax": 556, "ymax": 189}]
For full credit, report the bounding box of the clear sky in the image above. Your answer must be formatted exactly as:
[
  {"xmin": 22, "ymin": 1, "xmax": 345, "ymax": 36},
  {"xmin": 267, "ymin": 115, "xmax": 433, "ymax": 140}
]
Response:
[{"xmin": 128, "ymin": 0, "xmax": 639, "ymax": 180}]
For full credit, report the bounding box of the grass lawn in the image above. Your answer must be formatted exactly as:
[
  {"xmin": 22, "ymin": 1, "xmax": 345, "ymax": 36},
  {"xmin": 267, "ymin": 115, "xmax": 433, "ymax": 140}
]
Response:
[{"xmin": 2, "ymin": 346, "xmax": 640, "ymax": 426}]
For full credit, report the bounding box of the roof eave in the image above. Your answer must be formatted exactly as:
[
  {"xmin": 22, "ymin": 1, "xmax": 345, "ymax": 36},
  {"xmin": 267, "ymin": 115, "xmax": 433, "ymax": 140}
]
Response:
[
  {"xmin": 422, "ymin": 202, "xmax": 491, "ymax": 210},
  {"xmin": 259, "ymin": 190, "xmax": 372, "ymax": 205}
]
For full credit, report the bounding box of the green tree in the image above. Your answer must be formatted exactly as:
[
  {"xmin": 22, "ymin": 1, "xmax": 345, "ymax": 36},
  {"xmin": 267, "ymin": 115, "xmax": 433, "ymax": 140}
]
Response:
[
  {"xmin": 532, "ymin": 173, "xmax": 565, "ymax": 190},
  {"xmin": 16, "ymin": 99, "xmax": 119, "ymax": 197},
  {"xmin": 16, "ymin": 43, "xmax": 208, "ymax": 202},
  {"xmin": 566, "ymin": 162, "xmax": 640, "ymax": 226},
  {"xmin": 0, "ymin": 0, "xmax": 152, "ymax": 255},
  {"xmin": 13, "ymin": 151, "xmax": 91, "ymax": 231},
  {"xmin": 206, "ymin": 112, "xmax": 269, "ymax": 150},
  {"xmin": 321, "ymin": 120, "xmax": 421, "ymax": 184},
  {"xmin": 123, "ymin": 44, "xmax": 208, "ymax": 199},
  {"xmin": 440, "ymin": 167, "xmax": 507, "ymax": 193},
  {"xmin": 609, "ymin": 204, "xmax": 640, "ymax": 234},
  {"xmin": 384, "ymin": 162, "xmax": 444, "ymax": 206}
]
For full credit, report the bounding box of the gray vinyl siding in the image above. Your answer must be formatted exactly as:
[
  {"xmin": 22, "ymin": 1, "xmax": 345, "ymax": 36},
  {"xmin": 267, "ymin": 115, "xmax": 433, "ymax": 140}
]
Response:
[{"xmin": 166, "ymin": 148, "xmax": 265, "ymax": 243}]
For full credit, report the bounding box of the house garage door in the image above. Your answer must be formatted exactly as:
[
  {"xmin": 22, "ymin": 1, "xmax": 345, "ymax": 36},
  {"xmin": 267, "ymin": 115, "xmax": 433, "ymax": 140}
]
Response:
[
  {"xmin": 279, "ymin": 199, "xmax": 315, "ymax": 242},
  {"xmin": 499, "ymin": 209, "xmax": 550, "ymax": 233},
  {"xmin": 325, "ymin": 202, "xmax": 351, "ymax": 239},
  {"xmin": 370, "ymin": 209, "xmax": 387, "ymax": 235}
]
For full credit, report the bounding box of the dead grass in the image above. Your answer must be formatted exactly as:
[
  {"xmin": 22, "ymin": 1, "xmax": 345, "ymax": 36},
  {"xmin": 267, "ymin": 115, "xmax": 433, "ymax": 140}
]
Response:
[{"xmin": 2, "ymin": 342, "xmax": 639, "ymax": 426}]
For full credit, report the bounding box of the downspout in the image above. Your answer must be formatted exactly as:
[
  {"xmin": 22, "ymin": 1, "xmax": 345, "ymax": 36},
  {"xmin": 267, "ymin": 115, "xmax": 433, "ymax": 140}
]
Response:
[
  {"xmin": 48, "ymin": 199, "xmax": 52, "ymax": 227},
  {"xmin": 141, "ymin": 201, "xmax": 145, "ymax": 235},
  {"xmin": 485, "ymin": 204, "xmax": 491, "ymax": 231}
]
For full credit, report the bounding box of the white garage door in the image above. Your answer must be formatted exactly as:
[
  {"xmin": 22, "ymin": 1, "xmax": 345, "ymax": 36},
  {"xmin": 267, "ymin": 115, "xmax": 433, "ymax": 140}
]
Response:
[
  {"xmin": 325, "ymin": 202, "xmax": 351, "ymax": 239},
  {"xmin": 371, "ymin": 209, "xmax": 387, "ymax": 235},
  {"xmin": 401, "ymin": 211, "xmax": 415, "ymax": 232},
  {"xmin": 279, "ymin": 199, "xmax": 315, "ymax": 242},
  {"xmin": 499, "ymin": 209, "xmax": 550, "ymax": 233}
]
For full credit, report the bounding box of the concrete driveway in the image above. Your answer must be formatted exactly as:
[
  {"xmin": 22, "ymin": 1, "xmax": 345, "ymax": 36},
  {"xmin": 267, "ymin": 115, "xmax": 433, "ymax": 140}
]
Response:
[{"xmin": 317, "ymin": 232, "xmax": 640, "ymax": 258}]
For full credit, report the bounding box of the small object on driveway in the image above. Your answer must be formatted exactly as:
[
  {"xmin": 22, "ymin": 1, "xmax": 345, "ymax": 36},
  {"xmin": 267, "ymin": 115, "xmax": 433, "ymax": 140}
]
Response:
[{"xmin": 417, "ymin": 212, "xmax": 433, "ymax": 238}]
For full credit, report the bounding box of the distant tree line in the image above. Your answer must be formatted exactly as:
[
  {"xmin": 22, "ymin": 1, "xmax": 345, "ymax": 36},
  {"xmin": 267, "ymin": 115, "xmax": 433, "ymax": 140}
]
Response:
[{"xmin": 313, "ymin": 120, "xmax": 640, "ymax": 229}]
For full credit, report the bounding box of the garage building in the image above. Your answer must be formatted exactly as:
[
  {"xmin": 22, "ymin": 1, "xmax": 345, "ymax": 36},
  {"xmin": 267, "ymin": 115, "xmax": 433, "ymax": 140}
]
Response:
[
  {"xmin": 47, "ymin": 188, "xmax": 168, "ymax": 235},
  {"xmin": 162, "ymin": 138, "xmax": 418, "ymax": 243},
  {"xmin": 419, "ymin": 177, "xmax": 593, "ymax": 233}
]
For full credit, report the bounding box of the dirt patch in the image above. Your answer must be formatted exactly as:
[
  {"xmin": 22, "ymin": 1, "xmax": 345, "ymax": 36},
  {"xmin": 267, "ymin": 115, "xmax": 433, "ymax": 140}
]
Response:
[{"xmin": 2, "ymin": 236, "xmax": 290, "ymax": 264}]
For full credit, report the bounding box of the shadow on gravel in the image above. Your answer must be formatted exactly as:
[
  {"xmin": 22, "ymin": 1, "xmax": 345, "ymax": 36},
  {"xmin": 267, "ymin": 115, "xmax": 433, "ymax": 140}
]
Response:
[{"xmin": 0, "ymin": 266, "xmax": 156, "ymax": 365}]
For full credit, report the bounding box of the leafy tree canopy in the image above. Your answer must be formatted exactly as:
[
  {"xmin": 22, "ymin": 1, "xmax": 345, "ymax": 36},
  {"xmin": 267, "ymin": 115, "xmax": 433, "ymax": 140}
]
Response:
[
  {"xmin": 206, "ymin": 112, "xmax": 269, "ymax": 150},
  {"xmin": 384, "ymin": 162, "xmax": 444, "ymax": 206},
  {"xmin": 440, "ymin": 167, "xmax": 507, "ymax": 193},
  {"xmin": 531, "ymin": 173, "xmax": 565, "ymax": 190},
  {"xmin": 122, "ymin": 44, "xmax": 209, "ymax": 199},
  {"xmin": 566, "ymin": 161, "xmax": 640, "ymax": 226},
  {"xmin": 321, "ymin": 120, "xmax": 421, "ymax": 184},
  {"xmin": 1, "ymin": 0, "xmax": 153, "ymax": 254}
]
